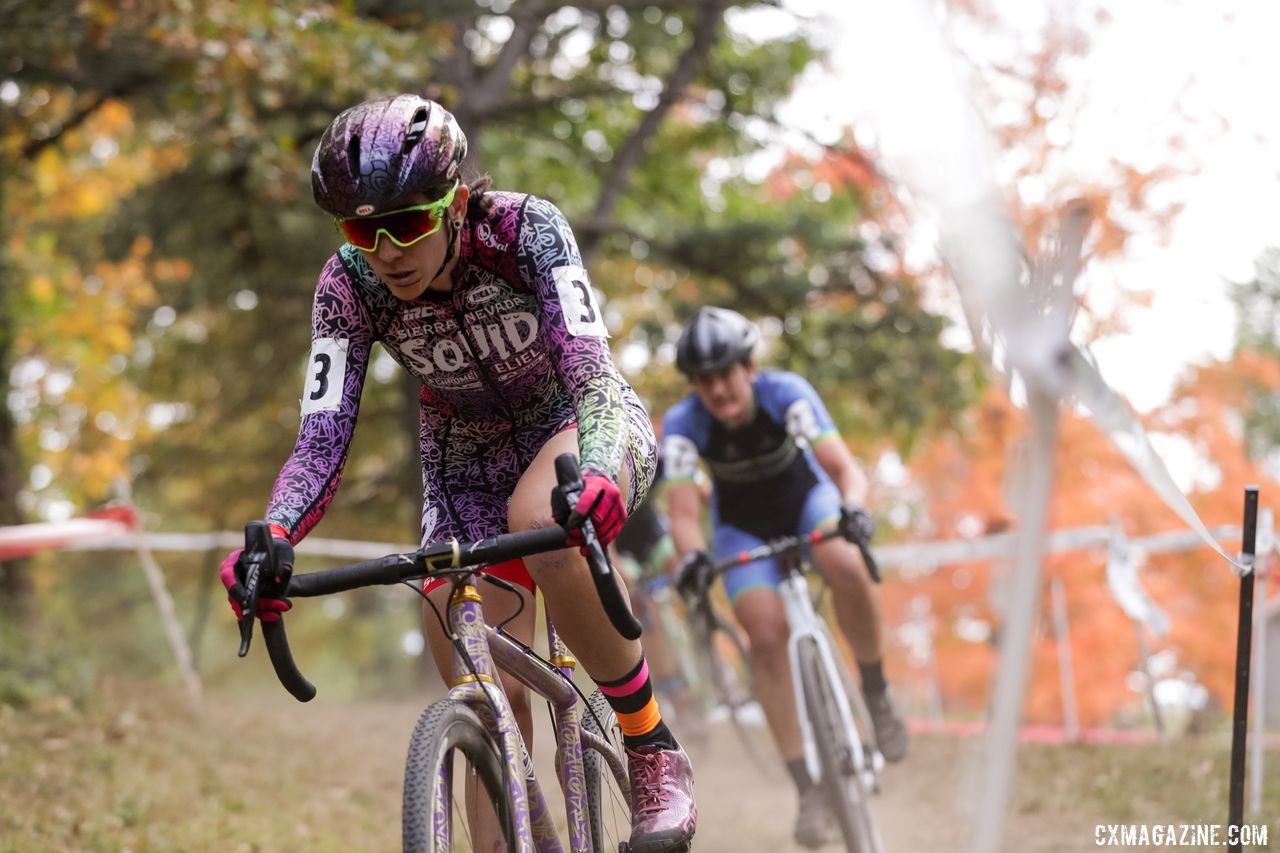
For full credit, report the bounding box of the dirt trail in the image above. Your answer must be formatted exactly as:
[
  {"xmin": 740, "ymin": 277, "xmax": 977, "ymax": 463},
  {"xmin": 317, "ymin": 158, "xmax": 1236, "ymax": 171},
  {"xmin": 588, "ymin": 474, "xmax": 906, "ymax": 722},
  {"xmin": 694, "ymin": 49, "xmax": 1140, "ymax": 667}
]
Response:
[
  {"xmin": 3, "ymin": 687, "xmax": 1273, "ymax": 852},
  {"xmin": 672, "ymin": 724, "xmax": 1077, "ymax": 853}
]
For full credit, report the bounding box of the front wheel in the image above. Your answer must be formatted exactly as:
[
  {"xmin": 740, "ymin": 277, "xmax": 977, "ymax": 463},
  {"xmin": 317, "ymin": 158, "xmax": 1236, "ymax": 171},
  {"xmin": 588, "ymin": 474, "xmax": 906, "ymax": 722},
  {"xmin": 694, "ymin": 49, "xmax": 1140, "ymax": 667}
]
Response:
[
  {"xmin": 700, "ymin": 609, "xmax": 775, "ymax": 776},
  {"xmin": 797, "ymin": 639, "xmax": 884, "ymax": 853},
  {"xmin": 581, "ymin": 688, "xmax": 634, "ymax": 852},
  {"xmin": 402, "ymin": 699, "xmax": 517, "ymax": 853}
]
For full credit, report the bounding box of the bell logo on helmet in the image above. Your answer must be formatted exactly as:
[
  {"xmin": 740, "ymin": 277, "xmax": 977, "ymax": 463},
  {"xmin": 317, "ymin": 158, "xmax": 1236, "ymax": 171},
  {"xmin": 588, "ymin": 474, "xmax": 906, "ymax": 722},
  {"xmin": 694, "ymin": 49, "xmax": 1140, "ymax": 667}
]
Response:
[{"xmin": 355, "ymin": 204, "xmax": 375, "ymax": 216}]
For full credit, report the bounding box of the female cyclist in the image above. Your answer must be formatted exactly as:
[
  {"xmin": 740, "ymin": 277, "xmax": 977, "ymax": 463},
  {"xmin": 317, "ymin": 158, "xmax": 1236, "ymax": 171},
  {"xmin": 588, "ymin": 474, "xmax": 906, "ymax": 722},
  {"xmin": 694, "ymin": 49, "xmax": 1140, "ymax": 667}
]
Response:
[{"xmin": 220, "ymin": 94, "xmax": 695, "ymax": 852}]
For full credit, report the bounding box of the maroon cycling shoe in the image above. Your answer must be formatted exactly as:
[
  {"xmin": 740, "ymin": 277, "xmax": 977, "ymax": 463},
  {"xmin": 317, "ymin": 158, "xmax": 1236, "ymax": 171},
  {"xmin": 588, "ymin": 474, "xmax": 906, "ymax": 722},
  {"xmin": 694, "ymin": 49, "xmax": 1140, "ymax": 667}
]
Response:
[{"xmin": 625, "ymin": 744, "xmax": 697, "ymax": 852}]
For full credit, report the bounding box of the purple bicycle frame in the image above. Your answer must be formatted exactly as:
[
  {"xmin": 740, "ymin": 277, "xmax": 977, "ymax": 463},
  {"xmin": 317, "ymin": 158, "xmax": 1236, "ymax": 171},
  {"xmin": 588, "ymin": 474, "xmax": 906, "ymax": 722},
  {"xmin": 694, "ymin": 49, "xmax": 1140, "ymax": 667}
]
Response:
[{"xmin": 439, "ymin": 577, "xmax": 631, "ymax": 852}]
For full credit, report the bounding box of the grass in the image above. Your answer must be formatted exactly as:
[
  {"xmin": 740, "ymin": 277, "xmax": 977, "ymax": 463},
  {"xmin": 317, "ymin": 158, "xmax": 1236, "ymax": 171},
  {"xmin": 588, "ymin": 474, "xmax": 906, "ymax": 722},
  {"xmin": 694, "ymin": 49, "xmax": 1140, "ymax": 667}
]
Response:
[
  {"xmin": 3, "ymin": 679, "xmax": 1278, "ymax": 851},
  {"xmin": 0, "ymin": 680, "xmax": 417, "ymax": 852}
]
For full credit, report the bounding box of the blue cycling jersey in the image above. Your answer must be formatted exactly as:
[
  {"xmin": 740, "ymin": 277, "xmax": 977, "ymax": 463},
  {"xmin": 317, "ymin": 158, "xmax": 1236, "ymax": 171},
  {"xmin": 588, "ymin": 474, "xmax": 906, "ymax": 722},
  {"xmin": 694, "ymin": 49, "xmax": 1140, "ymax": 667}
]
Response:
[{"xmin": 660, "ymin": 370, "xmax": 839, "ymax": 538}]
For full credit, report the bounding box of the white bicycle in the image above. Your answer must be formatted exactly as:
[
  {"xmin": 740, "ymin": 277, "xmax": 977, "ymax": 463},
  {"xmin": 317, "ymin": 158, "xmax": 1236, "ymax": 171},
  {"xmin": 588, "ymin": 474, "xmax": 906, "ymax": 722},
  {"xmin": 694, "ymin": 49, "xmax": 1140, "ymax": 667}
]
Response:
[{"xmin": 682, "ymin": 526, "xmax": 886, "ymax": 853}]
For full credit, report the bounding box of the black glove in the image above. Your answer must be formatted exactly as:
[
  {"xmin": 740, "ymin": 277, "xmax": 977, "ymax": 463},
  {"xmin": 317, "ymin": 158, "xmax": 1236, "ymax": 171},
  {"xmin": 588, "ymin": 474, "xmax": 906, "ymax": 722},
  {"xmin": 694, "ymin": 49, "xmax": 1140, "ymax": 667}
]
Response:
[
  {"xmin": 838, "ymin": 504, "xmax": 876, "ymax": 545},
  {"xmin": 838, "ymin": 504, "xmax": 881, "ymax": 584},
  {"xmin": 675, "ymin": 550, "xmax": 715, "ymax": 600}
]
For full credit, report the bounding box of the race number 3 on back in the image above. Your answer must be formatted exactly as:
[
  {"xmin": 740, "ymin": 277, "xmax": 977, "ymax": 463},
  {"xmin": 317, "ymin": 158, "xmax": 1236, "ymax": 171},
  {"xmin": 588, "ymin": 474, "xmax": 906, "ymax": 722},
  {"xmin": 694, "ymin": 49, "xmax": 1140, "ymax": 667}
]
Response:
[
  {"xmin": 301, "ymin": 338, "xmax": 348, "ymax": 414},
  {"xmin": 552, "ymin": 266, "xmax": 610, "ymax": 338}
]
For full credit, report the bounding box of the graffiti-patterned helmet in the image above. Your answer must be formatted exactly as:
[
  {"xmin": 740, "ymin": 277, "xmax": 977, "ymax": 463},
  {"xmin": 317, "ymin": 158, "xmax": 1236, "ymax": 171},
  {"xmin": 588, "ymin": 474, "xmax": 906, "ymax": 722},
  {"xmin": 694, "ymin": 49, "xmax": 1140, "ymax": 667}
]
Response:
[{"xmin": 311, "ymin": 95, "xmax": 468, "ymax": 217}]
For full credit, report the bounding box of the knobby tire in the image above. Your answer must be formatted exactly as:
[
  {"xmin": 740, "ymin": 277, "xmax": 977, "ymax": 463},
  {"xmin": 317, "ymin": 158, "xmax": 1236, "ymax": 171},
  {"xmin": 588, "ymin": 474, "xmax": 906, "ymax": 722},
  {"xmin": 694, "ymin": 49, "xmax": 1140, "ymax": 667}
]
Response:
[
  {"xmin": 703, "ymin": 612, "xmax": 775, "ymax": 776},
  {"xmin": 402, "ymin": 699, "xmax": 517, "ymax": 853},
  {"xmin": 797, "ymin": 639, "xmax": 884, "ymax": 853},
  {"xmin": 581, "ymin": 688, "xmax": 634, "ymax": 852}
]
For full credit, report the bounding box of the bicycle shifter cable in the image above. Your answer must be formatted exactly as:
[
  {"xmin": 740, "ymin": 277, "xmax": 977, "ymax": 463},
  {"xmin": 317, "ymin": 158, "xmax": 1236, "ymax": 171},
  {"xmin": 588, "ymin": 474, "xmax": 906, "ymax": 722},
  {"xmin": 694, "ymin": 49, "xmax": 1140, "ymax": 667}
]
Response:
[
  {"xmin": 405, "ymin": 578, "xmax": 517, "ymax": 739},
  {"xmin": 481, "ymin": 573, "xmax": 527, "ymax": 632},
  {"xmin": 405, "ymin": 580, "xmax": 488, "ymax": 699},
  {"xmin": 405, "ymin": 579, "xmax": 613, "ymax": 753}
]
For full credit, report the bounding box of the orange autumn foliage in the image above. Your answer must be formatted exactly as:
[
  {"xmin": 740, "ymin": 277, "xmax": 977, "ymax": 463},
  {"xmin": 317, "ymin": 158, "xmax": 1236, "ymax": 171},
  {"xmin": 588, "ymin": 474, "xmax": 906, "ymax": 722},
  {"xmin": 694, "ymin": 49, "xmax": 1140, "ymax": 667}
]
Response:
[{"xmin": 887, "ymin": 353, "xmax": 1280, "ymax": 726}]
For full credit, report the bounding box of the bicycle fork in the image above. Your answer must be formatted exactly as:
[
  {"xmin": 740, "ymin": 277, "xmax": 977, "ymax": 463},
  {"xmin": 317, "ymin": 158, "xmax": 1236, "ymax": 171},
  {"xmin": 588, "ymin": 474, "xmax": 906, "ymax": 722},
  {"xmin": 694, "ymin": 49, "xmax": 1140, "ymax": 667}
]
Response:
[
  {"xmin": 778, "ymin": 575, "xmax": 873, "ymax": 789},
  {"xmin": 445, "ymin": 584, "xmax": 540, "ymax": 853},
  {"xmin": 448, "ymin": 582, "xmax": 620, "ymax": 853}
]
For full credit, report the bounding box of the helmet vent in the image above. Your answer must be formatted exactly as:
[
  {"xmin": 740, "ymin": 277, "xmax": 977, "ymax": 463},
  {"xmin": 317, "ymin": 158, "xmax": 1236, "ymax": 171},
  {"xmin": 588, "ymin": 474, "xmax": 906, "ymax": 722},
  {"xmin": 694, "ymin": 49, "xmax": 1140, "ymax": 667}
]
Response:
[
  {"xmin": 404, "ymin": 107, "xmax": 429, "ymax": 150},
  {"xmin": 346, "ymin": 132, "xmax": 362, "ymax": 179}
]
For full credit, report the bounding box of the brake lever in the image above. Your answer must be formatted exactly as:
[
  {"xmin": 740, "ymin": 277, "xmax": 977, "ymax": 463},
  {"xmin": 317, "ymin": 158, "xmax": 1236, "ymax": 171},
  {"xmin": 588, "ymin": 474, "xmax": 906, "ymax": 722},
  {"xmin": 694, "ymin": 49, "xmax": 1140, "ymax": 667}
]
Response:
[
  {"xmin": 552, "ymin": 453, "xmax": 642, "ymax": 640},
  {"xmin": 237, "ymin": 521, "xmax": 275, "ymax": 657},
  {"xmin": 856, "ymin": 538, "xmax": 881, "ymax": 584}
]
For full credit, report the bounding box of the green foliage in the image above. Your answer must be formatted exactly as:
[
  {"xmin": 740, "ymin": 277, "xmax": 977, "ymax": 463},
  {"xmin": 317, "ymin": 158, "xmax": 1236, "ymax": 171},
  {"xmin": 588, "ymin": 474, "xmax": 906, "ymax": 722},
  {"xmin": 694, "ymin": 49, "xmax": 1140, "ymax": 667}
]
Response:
[
  {"xmin": 0, "ymin": 570, "xmax": 96, "ymax": 709},
  {"xmin": 1233, "ymin": 248, "xmax": 1280, "ymax": 356},
  {"xmin": 2, "ymin": 0, "xmax": 982, "ymax": 678},
  {"xmin": 775, "ymin": 301, "xmax": 986, "ymax": 454},
  {"xmin": 1231, "ymin": 248, "xmax": 1280, "ymax": 460}
]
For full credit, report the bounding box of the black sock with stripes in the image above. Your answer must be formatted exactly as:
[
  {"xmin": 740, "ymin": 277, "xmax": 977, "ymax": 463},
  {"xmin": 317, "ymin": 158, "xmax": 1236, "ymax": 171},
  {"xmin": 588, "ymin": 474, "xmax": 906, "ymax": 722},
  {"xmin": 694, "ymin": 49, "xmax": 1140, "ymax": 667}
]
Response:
[{"xmin": 595, "ymin": 658, "xmax": 679, "ymax": 751}]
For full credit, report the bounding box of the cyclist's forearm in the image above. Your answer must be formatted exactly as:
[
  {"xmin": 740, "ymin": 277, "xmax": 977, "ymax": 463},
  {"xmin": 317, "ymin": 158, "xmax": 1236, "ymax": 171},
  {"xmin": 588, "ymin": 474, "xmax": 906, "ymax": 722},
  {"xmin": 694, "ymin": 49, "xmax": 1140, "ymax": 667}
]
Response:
[
  {"xmin": 665, "ymin": 480, "xmax": 707, "ymax": 558},
  {"xmin": 264, "ymin": 432, "xmax": 352, "ymax": 543},
  {"xmin": 266, "ymin": 255, "xmax": 373, "ymax": 543},
  {"xmin": 669, "ymin": 514, "xmax": 707, "ymax": 559},
  {"xmin": 565, "ymin": 372, "xmax": 628, "ymax": 480},
  {"xmin": 813, "ymin": 436, "xmax": 869, "ymax": 505}
]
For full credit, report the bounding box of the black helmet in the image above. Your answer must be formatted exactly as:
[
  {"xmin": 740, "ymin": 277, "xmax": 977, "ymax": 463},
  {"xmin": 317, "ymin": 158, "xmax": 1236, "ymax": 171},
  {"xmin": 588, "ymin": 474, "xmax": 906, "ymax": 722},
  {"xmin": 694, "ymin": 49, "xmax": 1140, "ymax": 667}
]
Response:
[{"xmin": 675, "ymin": 307, "xmax": 759, "ymax": 377}]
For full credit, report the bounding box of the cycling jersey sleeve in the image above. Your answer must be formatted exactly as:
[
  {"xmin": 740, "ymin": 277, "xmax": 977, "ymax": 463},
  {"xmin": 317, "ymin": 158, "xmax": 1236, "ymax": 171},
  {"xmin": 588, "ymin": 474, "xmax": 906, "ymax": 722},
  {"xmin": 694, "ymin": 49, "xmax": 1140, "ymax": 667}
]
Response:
[
  {"xmin": 517, "ymin": 196, "xmax": 628, "ymax": 481},
  {"xmin": 764, "ymin": 371, "xmax": 839, "ymax": 448},
  {"xmin": 264, "ymin": 254, "xmax": 374, "ymax": 543},
  {"xmin": 659, "ymin": 397, "xmax": 705, "ymax": 484}
]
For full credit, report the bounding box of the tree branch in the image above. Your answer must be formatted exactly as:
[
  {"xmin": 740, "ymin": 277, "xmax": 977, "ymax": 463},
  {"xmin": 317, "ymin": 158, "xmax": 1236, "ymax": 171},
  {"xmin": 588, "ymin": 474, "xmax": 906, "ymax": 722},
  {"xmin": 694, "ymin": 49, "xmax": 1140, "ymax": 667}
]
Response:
[
  {"xmin": 580, "ymin": 0, "xmax": 728, "ymax": 259},
  {"xmin": 569, "ymin": 0, "xmax": 770, "ymax": 12},
  {"xmin": 478, "ymin": 82, "xmax": 627, "ymax": 119},
  {"xmin": 455, "ymin": 16, "xmax": 476, "ymax": 86},
  {"xmin": 471, "ymin": 4, "xmax": 545, "ymax": 114},
  {"xmin": 573, "ymin": 218, "xmax": 778, "ymax": 315},
  {"xmin": 21, "ymin": 91, "xmax": 112, "ymax": 160}
]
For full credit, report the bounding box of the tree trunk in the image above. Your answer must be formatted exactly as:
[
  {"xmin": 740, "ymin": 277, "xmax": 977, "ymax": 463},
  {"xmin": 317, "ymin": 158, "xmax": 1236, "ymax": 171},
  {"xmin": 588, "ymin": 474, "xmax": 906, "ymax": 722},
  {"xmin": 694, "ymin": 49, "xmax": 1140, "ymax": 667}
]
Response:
[{"xmin": 0, "ymin": 140, "xmax": 34, "ymax": 628}]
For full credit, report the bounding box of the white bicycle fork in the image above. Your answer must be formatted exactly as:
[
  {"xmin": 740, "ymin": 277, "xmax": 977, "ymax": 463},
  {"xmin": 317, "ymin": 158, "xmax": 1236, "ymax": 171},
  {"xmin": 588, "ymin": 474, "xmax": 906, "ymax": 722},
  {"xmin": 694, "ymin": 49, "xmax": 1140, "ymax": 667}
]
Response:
[{"xmin": 778, "ymin": 574, "xmax": 875, "ymax": 787}]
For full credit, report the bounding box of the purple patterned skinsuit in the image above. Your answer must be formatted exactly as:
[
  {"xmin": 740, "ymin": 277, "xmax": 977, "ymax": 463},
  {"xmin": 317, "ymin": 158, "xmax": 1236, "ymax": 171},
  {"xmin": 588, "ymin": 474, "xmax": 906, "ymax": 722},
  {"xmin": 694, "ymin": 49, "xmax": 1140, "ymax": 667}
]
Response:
[{"xmin": 263, "ymin": 191, "xmax": 657, "ymax": 546}]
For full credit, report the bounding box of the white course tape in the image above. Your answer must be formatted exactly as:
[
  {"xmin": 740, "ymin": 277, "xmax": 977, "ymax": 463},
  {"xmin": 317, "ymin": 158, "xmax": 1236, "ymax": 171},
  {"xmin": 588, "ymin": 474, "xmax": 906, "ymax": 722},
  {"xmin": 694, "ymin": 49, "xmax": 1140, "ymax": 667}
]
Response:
[
  {"xmin": 1105, "ymin": 525, "xmax": 1170, "ymax": 637},
  {"xmin": 61, "ymin": 526, "xmax": 1241, "ymax": 574},
  {"xmin": 848, "ymin": 1, "xmax": 1244, "ymax": 578},
  {"xmin": 63, "ymin": 531, "xmax": 416, "ymax": 560},
  {"xmin": 875, "ymin": 524, "xmax": 1238, "ymax": 573},
  {"xmin": 0, "ymin": 515, "xmax": 136, "ymax": 558},
  {"xmin": 1067, "ymin": 346, "xmax": 1249, "ymax": 574}
]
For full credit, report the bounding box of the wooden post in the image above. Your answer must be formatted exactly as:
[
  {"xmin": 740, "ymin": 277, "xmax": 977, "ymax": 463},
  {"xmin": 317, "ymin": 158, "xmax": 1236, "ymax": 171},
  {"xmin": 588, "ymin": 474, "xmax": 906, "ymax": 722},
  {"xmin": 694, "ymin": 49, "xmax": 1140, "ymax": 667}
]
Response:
[
  {"xmin": 135, "ymin": 532, "xmax": 203, "ymax": 707},
  {"xmin": 1134, "ymin": 622, "xmax": 1166, "ymax": 741}
]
